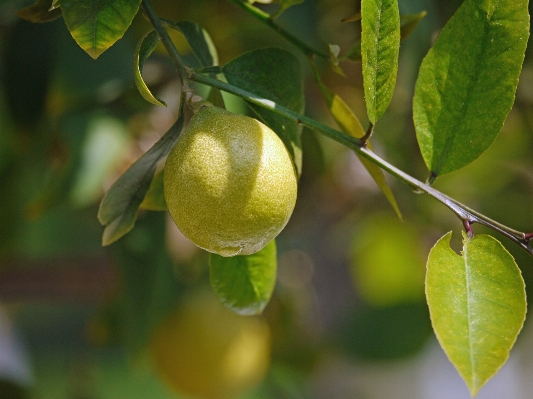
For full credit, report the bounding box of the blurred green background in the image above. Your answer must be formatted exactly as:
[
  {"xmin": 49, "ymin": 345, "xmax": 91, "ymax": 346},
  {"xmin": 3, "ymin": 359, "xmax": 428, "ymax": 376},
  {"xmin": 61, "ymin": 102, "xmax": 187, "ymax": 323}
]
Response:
[{"xmin": 1, "ymin": 0, "xmax": 533, "ymax": 398}]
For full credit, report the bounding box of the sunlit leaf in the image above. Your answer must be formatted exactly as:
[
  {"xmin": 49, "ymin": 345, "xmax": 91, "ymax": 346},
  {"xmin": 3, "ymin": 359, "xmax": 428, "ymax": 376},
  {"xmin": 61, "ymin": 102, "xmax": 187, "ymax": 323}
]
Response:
[
  {"xmin": 134, "ymin": 30, "xmax": 166, "ymax": 106},
  {"xmin": 413, "ymin": 0, "xmax": 529, "ymax": 176},
  {"xmin": 209, "ymin": 240, "xmax": 277, "ymax": 316},
  {"xmin": 426, "ymin": 232, "xmax": 526, "ymax": 397},
  {"xmin": 311, "ymin": 64, "xmax": 402, "ymax": 219},
  {"xmin": 223, "ymin": 48, "xmax": 304, "ymax": 176},
  {"xmin": 61, "ymin": 0, "xmax": 142, "ymax": 59},
  {"xmin": 342, "ymin": 10, "xmax": 424, "ymax": 63},
  {"xmin": 98, "ymin": 115, "xmax": 183, "ymax": 246},
  {"xmin": 17, "ymin": 0, "xmax": 62, "ymax": 23},
  {"xmin": 361, "ymin": 0, "xmax": 400, "ymax": 123}
]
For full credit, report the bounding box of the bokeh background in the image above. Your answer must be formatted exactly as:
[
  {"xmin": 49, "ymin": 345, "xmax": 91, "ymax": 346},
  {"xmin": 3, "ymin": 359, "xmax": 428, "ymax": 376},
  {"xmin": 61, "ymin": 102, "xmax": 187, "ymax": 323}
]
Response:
[{"xmin": 1, "ymin": 0, "xmax": 533, "ymax": 398}]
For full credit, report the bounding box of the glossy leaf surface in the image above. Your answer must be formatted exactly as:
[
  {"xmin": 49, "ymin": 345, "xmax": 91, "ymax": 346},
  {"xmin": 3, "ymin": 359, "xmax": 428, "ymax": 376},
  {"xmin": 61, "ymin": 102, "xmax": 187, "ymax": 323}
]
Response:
[
  {"xmin": 413, "ymin": 0, "xmax": 529, "ymax": 176},
  {"xmin": 223, "ymin": 48, "xmax": 304, "ymax": 176},
  {"xmin": 426, "ymin": 232, "xmax": 526, "ymax": 396},
  {"xmin": 61, "ymin": 0, "xmax": 141, "ymax": 59},
  {"xmin": 209, "ymin": 240, "xmax": 277, "ymax": 316},
  {"xmin": 134, "ymin": 30, "xmax": 166, "ymax": 106},
  {"xmin": 98, "ymin": 116, "xmax": 183, "ymax": 246},
  {"xmin": 361, "ymin": 0, "xmax": 400, "ymax": 123}
]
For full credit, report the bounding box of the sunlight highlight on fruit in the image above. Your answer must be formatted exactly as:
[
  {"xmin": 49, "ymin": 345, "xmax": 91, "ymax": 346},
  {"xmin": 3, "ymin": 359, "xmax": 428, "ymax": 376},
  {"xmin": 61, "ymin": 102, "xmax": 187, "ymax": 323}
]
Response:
[{"xmin": 164, "ymin": 105, "xmax": 298, "ymax": 256}]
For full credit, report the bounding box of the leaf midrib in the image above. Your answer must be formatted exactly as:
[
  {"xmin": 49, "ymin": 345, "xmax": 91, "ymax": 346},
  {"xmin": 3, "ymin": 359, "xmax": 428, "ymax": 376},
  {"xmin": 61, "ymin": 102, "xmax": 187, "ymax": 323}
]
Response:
[
  {"xmin": 432, "ymin": 15, "xmax": 491, "ymax": 175},
  {"xmin": 464, "ymin": 241, "xmax": 478, "ymax": 392}
]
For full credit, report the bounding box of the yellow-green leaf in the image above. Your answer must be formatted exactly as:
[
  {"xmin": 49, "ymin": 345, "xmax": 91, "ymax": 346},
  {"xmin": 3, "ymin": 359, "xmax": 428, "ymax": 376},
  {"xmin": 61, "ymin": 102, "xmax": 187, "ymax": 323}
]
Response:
[
  {"xmin": 61, "ymin": 0, "xmax": 141, "ymax": 59},
  {"xmin": 426, "ymin": 232, "xmax": 526, "ymax": 397},
  {"xmin": 361, "ymin": 0, "xmax": 400, "ymax": 123},
  {"xmin": 413, "ymin": 0, "xmax": 529, "ymax": 176},
  {"xmin": 134, "ymin": 30, "xmax": 166, "ymax": 106}
]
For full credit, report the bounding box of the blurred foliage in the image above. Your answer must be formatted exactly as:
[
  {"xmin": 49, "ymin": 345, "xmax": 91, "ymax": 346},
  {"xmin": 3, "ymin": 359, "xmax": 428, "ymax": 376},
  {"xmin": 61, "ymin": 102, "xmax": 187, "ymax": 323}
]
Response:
[{"xmin": 0, "ymin": 0, "xmax": 532, "ymax": 398}]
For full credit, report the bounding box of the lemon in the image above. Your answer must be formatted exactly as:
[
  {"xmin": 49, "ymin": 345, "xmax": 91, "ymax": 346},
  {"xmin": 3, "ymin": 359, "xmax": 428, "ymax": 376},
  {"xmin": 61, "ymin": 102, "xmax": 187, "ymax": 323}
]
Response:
[
  {"xmin": 164, "ymin": 105, "xmax": 297, "ymax": 257},
  {"xmin": 149, "ymin": 289, "xmax": 271, "ymax": 399}
]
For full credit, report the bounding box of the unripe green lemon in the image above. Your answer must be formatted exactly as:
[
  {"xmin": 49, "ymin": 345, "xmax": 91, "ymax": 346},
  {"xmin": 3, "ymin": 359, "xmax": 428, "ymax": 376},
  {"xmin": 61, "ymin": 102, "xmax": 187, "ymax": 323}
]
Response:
[
  {"xmin": 164, "ymin": 105, "xmax": 298, "ymax": 256},
  {"xmin": 149, "ymin": 289, "xmax": 271, "ymax": 399}
]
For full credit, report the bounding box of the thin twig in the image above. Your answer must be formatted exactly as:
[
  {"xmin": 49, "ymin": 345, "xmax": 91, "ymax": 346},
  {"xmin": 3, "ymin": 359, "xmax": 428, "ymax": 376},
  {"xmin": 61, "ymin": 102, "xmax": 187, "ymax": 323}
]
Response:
[{"xmin": 188, "ymin": 72, "xmax": 533, "ymax": 257}]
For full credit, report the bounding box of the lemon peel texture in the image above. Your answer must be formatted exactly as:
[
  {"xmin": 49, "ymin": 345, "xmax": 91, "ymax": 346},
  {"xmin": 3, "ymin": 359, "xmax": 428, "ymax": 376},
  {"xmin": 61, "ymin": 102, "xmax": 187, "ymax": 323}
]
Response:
[{"xmin": 164, "ymin": 105, "xmax": 298, "ymax": 256}]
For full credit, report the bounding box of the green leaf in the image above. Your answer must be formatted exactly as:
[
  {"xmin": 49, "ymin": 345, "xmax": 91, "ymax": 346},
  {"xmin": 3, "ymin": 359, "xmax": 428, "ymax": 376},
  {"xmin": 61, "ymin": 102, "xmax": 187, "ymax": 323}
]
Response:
[
  {"xmin": 209, "ymin": 240, "xmax": 277, "ymax": 316},
  {"xmin": 162, "ymin": 20, "xmax": 218, "ymax": 68},
  {"xmin": 139, "ymin": 169, "xmax": 167, "ymax": 211},
  {"xmin": 17, "ymin": 0, "xmax": 62, "ymax": 23},
  {"xmin": 310, "ymin": 64, "xmax": 402, "ymax": 219},
  {"xmin": 134, "ymin": 30, "xmax": 166, "ymax": 106},
  {"xmin": 61, "ymin": 0, "xmax": 141, "ymax": 59},
  {"xmin": 413, "ymin": 0, "xmax": 529, "ymax": 177},
  {"xmin": 223, "ymin": 48, "xmax": 304, "ymax": 176},
  {"xmin": 361, "ymin": 0, "xmax": 400, "ymax": 123},
  {"xmin": 426, "ymin": 232, "xmax": 526, "ymax": 397},
  {"xmin": 98, "ymin": 115, "xmax": 183, "ymax": 246},
  {"xmin": 342, "ymin": 11, "xmax": 425, "ymax": 63}
]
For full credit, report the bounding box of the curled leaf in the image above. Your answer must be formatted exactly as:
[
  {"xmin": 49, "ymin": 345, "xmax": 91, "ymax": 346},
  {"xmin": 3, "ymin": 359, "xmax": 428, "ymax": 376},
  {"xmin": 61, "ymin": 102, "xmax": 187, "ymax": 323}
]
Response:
[{"xmin": 134, "ymin": 30, "xmax": 166, "ymax": 106}]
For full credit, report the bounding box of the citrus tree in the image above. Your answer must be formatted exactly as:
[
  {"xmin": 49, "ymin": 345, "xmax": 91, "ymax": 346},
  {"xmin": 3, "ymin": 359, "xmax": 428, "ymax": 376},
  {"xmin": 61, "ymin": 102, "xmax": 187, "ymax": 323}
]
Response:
[{"xmin": 5, "ymin": 0, "xmax": 533, "ymax": 397}]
